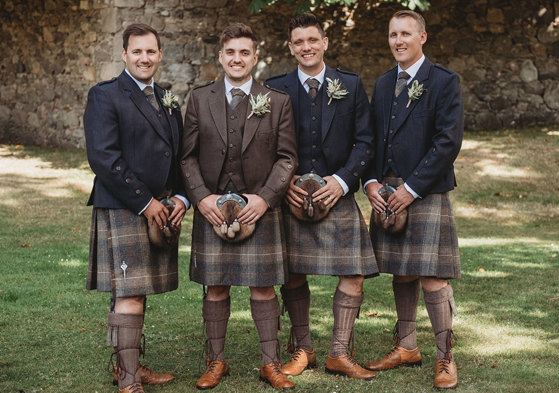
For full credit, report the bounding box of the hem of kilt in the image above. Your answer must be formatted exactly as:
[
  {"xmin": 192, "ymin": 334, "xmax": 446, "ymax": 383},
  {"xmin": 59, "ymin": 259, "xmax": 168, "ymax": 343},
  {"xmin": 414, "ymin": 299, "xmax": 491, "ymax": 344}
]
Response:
[
  {"xmin": 190, "ymin": 276, "xmax": 286, "ymax": 287},
  {"xmin": 86, "ymin": 283, "xmax": 179, "ymax": 297},
  {"xmin": 286, "ymin": 266, "xmax": 379, "ymax": 278},
  {"xmin": 375, "ymin": 267, "xmax": 461, "ymax": 280}
]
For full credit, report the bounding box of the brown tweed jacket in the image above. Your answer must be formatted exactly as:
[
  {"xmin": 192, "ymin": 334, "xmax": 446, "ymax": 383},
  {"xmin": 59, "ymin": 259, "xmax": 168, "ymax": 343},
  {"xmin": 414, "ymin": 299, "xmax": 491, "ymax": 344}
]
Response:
[{"xmin": 180, "ymin": 79, "xmax": 298, "ymax": 208}]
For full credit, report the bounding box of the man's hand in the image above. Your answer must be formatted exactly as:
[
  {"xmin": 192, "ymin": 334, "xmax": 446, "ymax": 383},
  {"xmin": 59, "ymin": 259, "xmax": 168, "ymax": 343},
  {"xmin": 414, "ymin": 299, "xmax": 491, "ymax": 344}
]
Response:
[
  {"xmin": 365, "ymin": 182, "xmax": 387, "ymax": 214},
  {"xmin": 238, "ymin": 194, "xmax": 268, "ymax": 225},
  {"xmin": 284, "ymin": 175, "xmax": 307, "ymax": 208},
  {"xmin": 143, "ymin": 199, "xmax": 170, "ymax": 229},
  {"xmin": 168, "ymin": 197, "xmax": 187, "ymax": 225},
  {"xmin": 312, "ymin": 176, "xmax": 343, "ymax": 208},
  {"xmin": 198, "ymin": 194, "xmax": 225, "ymax": 227},
  {"xmin": 387, "ymin": 184, "xmax": 414, "ymax": 215}
]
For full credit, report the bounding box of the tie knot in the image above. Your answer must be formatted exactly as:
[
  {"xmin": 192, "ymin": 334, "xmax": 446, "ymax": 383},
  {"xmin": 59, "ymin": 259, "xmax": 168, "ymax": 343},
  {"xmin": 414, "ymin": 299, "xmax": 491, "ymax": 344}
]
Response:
[
  {"xmin": 306, "ymin": 78, "xmax": 319, "ymax": 90},
  {"xmin": 397, "ymin": 71, "xmax": 410, "ymax": 81},
  {"xmin": 231, "ymin": 88, "xmax": 245, "ymax": 98},
  {"xmin": 143, "ymin": 86, "xmax": 154, "ymax": 96}
]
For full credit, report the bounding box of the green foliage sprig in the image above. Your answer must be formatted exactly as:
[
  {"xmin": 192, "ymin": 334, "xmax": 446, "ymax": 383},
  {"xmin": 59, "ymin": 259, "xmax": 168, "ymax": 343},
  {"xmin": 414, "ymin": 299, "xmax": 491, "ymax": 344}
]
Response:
[{"xmin": 249, "ymin": 0, "xmax": 430, "ymax": 14}]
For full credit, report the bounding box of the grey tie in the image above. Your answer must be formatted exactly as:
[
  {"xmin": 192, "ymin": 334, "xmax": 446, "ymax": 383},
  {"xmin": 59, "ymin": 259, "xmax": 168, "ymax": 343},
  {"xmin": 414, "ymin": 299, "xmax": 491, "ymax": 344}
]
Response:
[
  {"xmin": 306, "ymin": 78, "xmax": 319, "ymax": 99},
  {"xmin": 394, "ymin": 71, "xmax": 411, "ymax": 98},
  {"xmin": 143, "ymin": 86, "xmax": 159, "ymax": 111},
  {"xmin": 230, "ymin": 88, "xmax": 245, "ymax": 110}
]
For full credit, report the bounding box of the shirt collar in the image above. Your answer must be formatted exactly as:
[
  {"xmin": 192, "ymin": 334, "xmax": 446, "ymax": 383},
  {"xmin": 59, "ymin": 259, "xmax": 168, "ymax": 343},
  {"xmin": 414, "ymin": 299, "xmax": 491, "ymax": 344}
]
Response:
[
  {"xmin": 397, "ymin": 54, "xmax": 425, "ymax": 83},
  {"xmin": 224, "ymin": 77, "xmax": 253, "ymax": 98},
  {"xmin": 297, "ymin": 63, "xmax": 326, "ymax": 90},
  {"xmin": 125, "ymin": 68, "xmax": 154, "ymax": 91}
]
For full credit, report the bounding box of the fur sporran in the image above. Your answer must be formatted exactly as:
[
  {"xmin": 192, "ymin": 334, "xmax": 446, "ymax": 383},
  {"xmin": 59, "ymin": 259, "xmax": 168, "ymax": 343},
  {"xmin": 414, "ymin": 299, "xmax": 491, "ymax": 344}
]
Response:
[
  {"xmin": 147, "ymin": 196, "xmax": 181, "ymax": 248},
  {"xmin": 213, "ymin": 193, "xmax": 255, "ymax": 242},
  {"xmin": 289, "ymin": 173, "xmax": 331, "ymax": 222},
  {"xmin": 372, "ymin": 185, "xmax": 408, "ymax": 234}
]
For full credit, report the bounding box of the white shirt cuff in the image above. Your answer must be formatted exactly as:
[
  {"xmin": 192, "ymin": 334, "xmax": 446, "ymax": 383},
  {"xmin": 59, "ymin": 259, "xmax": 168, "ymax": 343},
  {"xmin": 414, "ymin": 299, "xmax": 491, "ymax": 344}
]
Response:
[
  {"xmin": 363, "ymin": 179, "xmax": 378, "ymax": 193},
  {"xmin": 138, "ymin": 197, "xmax": 153, "ymax": 215},
  {"xmin": 404, "ymin": 183, "xmax": 419, "ymax": 199},
  {"xmin": 332, "ymin": 174, "xmax": 349, "ymax": 196},
  {"xmin": 173, "ymin": 194, "xmax": 190, "ymax": 210}
]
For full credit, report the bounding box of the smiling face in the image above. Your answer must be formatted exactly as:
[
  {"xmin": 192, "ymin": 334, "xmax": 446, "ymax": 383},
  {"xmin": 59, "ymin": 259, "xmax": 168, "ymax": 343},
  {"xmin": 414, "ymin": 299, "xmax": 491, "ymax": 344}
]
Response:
[
  {"xmin": 122, "ymin": 33, "xmax": 162, "ymax": 85},
  {"xmin": 388, "ymin": 16, "xmax": 427, "ymax": 70},
  {"xmin": 288, "ymin": 26, "xmax": 328, "ymax": 76},
  {"xmin": 219, "ymin": 37, "xmax": 258, "ymax": 86}
]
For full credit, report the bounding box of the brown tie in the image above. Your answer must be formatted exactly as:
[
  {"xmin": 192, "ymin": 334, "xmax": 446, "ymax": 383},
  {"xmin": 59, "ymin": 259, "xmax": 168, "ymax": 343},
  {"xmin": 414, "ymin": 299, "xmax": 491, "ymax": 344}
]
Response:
[
  {"xmin": 394, "ymin": 71, "xmax": 410, "ymax": 98},
  {"xmin": 306, "ymin": 78, "xmax": 319, "ymax": 99},
  {"xmin": 230, "ymin": 88, "xmax": 245, "ymax": 110},
  {"xmin": 143, "ymin": 86, "xmax": 159, "ymax": 111}
]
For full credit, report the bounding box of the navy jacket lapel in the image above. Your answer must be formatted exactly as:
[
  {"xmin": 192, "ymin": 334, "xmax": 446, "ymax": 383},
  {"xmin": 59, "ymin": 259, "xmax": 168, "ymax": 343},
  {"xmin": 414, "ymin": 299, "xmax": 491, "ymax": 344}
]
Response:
[
  {"xmin": 321, "ymin": 66, "xmax": 338, "ymax": 142},
  {"xmin": 155, "ymin": 84, "xmax": 179, "ymax": 154},
  {"xmin": 119, "ymin": 72, "xmax": 169, "ymax": 144},
  {"xmin": 381, "ymin": 67, "xmax": 398, "ymax": 137},
  {"xmin": 208, "ymin": 79, "xmax": 228, "ymax": 146}
]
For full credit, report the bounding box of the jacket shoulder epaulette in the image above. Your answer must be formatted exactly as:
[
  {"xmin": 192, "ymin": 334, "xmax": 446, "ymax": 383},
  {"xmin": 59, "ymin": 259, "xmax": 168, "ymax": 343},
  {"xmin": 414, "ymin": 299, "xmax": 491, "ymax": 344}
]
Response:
[
  {"xmin": 97, "ymin": 77, "xmax": 117, "ymax": 86},
  {"xmin": 192, "ymin": 80, "xmax": 215, "ymax": 91},
  {"xmin": 264, "ymin": 85, "xmax": 288, "ymax": 95},
  {"xmin": 336, "ymin": 68, "xmax": 359, "ymax": 77},
  {"xmin": 265, "ymin": 73, "xmax": 287, "ymax": 82},
  {"xmin": 434, "ymin": 64, "xmax": 454, "ymax": 75}
]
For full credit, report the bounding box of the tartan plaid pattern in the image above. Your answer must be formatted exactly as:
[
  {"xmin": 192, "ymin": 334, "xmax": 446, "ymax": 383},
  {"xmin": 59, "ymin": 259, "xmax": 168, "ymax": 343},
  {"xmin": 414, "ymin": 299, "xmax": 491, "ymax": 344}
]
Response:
[
  {"xmin": 190, "ymin": 207, "xmax": 288, "ymax": 287},
  {"xmin": 369, "ymin": 175, "xmax": 461, "ymax": 279},
  {"xmin": 282, "ymin": 195, "xmax": 378, "ymax": 277},
  {"xmin": 87, "ymin": 208, "xmax": 179, "ymax": 297}
]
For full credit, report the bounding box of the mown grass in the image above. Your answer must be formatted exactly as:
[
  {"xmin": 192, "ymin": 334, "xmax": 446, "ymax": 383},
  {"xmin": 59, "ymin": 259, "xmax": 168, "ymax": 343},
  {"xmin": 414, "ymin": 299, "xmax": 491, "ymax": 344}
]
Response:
[{"xmin": 1, "ymin": 127, "xmax": 558, "ymax": 392}]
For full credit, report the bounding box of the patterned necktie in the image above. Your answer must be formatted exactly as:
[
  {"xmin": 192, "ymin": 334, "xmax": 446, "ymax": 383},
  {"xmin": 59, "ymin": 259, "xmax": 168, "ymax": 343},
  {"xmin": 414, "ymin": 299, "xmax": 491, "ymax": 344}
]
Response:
[
  {"xmin": 394, "ymin": 71, "xmax": 411, "ymax": 98},
  {"xmin": 306, "ymin": 78, "xmax": 319, "ymax": 99},
  {"xmin": 230, "ymin": 88, "xmax": 245, "ymax": 110},
  {"xmin": 143, "ymin": 86, "xmax": 159, "ymax": 111}
]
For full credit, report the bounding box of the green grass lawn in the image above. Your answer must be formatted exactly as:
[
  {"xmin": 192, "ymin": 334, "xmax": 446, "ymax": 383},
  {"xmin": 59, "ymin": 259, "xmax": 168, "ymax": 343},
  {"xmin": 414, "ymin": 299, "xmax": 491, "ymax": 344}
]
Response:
[{"xmin": 1, "ymin": 128, "xmax": 558, "ymax": 392}]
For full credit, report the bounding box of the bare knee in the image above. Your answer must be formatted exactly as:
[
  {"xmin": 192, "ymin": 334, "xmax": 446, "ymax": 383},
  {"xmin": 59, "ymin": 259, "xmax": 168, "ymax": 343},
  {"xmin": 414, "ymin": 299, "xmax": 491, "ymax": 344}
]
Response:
[
  {"xmin": 420, "ymin": 277, "xmax": 448, "ymax": 292},
  {"xmin": 338, "ymin": 275, "xmax": 364, "ymax": 296},
  {"xmin": 206, "ymin": 285, "xmax": 231, "ymax": 301},
  {"xmin": 249, "ymin": 286, "xmax": 276, "ymax": 300},
  {"xmin": 114, "ymin": 296, "xmax": 145, "ymax": 314}
]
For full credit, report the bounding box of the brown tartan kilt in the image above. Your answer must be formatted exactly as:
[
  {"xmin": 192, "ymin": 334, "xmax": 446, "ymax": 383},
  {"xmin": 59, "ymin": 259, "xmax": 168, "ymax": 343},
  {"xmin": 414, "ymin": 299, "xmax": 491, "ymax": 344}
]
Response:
[
  {"xmin": 282, "ymin": 194, "xmax": 378, "ymax": 277},
  {"xmin": 190, "ymin": 207, "xmax": 288, "ymax": 287},
  {"xmin": 369, "ymin": 175, "xmax": 461, "ymax": 279},
  {"xmin": 86, "ymin": 208, "xmax": 179, "ymax": 298}
]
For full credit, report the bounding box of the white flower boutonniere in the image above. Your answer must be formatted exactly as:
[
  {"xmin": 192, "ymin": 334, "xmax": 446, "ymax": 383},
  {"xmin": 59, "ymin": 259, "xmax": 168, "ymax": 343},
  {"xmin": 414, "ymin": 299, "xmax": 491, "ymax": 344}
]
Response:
[
  {"xmin": 326, "ymin": 77, "xmax": 349, "ymax": 105},
  {"xmin": 407, "ymin": 80, "xmax": 425, "ymax": 108},
  {"xmin": 247, "ymin": 92, "xmax": 271, "ymax": 119},
  {"xmin": 161, "ymin": 90, "xmax": 179, "ymax": 115}
]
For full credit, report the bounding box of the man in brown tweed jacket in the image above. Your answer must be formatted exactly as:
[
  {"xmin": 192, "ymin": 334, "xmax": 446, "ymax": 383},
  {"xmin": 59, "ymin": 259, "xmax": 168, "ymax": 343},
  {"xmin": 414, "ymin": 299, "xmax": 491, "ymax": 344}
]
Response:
[
  {"xmin": 84, "ymin": 24, "xmax": 188, "ymax": 392},
  {"xmin": 363, "ymin": 11, "xmax": 463, "ymax": 389},
  {"xmin": 180, "ymin": 23, "xmax": 298, "ymax": 390}
]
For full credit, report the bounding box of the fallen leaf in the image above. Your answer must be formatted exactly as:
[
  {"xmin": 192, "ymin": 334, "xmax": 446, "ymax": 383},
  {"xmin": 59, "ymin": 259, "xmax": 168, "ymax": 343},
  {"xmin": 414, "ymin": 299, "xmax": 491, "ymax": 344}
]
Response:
[
  {"xmin": 492, "ymin": 364, "xmax": 498, "ymax": 369},
  {"xmin": 73, "ymin": 228, "xmax": 79, "ymax": 231},
  {"xmin": 20, "ymin": 243, "xmax": 31, "ymax": 247},
  {"xmin": 551, "ymin": 254, "xmax": 557, "ymax": 258},
  {"xmin": 383, "ymin": 328, "xmax": 391, "ymax": 333},
  {"xmin": 550, "ymin": 298, "xmax": 558, "ymax": 302},
  {"xmin": 79, "ymin": 328, "xmax": 87, "ymax": 331},
  {"xmin": 477, "ymin": 268, "xmax": 485, "ymax": 272},
  {"xmin": 366, "ymin": 311, "xmax": 379, "ymax": 317}
]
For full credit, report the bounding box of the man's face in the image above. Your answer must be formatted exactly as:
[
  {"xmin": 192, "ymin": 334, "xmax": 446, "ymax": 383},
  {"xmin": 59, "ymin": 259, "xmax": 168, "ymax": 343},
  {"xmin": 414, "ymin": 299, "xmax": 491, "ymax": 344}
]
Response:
[
  {"xmin": 288, "ymin": 26, "xmax": 328, "ymax": 76},
  {"xmin": 388, "ymin": 16, "xmax": 427, "ymax": 70},
  {"xmin": 122, "ymin": 33, "xmax": 162, "ymax": 84},
  {"xmin": 219, "ymin": 37, "xmax": 258, "ymax": 86}
]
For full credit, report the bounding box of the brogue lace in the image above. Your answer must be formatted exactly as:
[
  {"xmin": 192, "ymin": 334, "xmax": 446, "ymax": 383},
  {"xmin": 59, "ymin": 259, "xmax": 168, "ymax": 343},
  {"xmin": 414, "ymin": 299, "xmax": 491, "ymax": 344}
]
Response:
[
  {"xmin": 125, "ymin": 382, "xmax": 144, "ymax": 393},
  {"xmin": 291, "ymin": 347, "xmax": 306, "ymax": 361},
  {"xmin": 438, "ymin": 359, "xmax": 451, "ymax": 375},
  {"xmin": 204, "ymin": 360, "xmax": 221, "ymax": 374}
]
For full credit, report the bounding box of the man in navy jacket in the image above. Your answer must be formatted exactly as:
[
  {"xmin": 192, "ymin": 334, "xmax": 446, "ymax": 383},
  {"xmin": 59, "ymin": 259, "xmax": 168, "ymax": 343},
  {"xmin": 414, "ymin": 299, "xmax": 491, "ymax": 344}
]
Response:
[
  {"xmin": 363, "ymin": 10, "xmax": 463, "ymax": 390},
  {"xmin": 84, "ymin": 23, "xmax": 188, "ymax": 393},
  {"xmin": 266, "ymin": 13, "xmax": 377, "ymax": 380}
]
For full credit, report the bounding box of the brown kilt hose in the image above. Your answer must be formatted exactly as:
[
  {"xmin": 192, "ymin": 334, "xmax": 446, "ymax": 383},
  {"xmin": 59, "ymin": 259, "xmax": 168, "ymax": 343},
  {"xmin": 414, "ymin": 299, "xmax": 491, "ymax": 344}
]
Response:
[
  {"xmin": 190, "ymin": 207, "xmax": 288, "ymax": 287},
  {"xmin": 283, "ymin": 194, "xmax": 378, "ymax": 277},
  {"xmin": 87, "ymin": 207, "xmax": 179, "ymax": 297},
  {"xmin": 370, "ymin": 175, "xmax": 460, "ymax": 279}
]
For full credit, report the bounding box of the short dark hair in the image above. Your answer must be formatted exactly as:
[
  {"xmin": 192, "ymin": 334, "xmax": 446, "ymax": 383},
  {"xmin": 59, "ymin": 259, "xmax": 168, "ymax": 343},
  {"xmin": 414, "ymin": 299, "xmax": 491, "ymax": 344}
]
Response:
[
  {"xmin": 123, "ymin": 23, "xmax": 161, "ymax": 50},
  {"xmin": 288, "ymin": 13, "xmax": 325, "ymax": 40},
  {"xmin": 220, "ymin": 23, "xmax": 258, "ymax": 52},
  {"xmin": 391, "ymin": 10, "xmax": 426, "ymax": 33}
]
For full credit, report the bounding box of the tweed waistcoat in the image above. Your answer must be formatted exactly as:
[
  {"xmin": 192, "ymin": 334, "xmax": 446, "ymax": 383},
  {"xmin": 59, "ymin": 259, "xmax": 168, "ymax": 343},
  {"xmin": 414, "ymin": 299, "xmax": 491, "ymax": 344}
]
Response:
[
  {"xmin": 217, "ymin": 97, "xmax": 249, "ymax": 193},
  {"xmin": 296, "ymin": 82, "xmax": 328, "ymax": 176},
  {"xmin": 383, "ymin": 85, "xmax": 410, "ymax": 177}
]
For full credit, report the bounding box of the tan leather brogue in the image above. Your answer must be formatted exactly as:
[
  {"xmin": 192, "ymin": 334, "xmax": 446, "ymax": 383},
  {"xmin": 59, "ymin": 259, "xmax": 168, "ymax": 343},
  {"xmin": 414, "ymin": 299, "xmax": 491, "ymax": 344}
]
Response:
[
  {"xmin": 434, "ymin": 358, "xmax": 458, "ymax": 389},
  {"xmin": 196, "ymin": 360, "xmax": 229, "ymax": 390},
  {"xmin": 365, "ymin": 346, "xmax": 422, "ymax": 371},
  {"xmin": 325, "ymin": 354, "xmax": 376, "ymax": 380},
  {"xmin": 119, "ymin": 382, "xmax": 145, "ymax": 393},
  {"xmin": 259, "ymin": 362, "xmax": 295, "ymax": 390},
  {"xmin": 281, "ymin": 347, "xmax": 317, "ymax": 376},
  {"xmin": 114, "ymin": 365, "xmax": 174, "ymax": 385}
]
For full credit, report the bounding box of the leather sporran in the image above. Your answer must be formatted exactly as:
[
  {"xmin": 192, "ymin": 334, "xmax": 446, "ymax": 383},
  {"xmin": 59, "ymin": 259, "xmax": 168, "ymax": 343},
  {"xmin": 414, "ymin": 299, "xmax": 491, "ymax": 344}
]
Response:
[
  {"xmin": 213, "ymin": 193, "xmax": 255, "ymax": 243},
  {"xmin": 288, "ymin": 173, "xmax": 331, "ymax": 222},
  {"xmin": 148, "ymin": 196, "xmax": 181, "ymax": 248},
  {"xmin": 372, "ymin": 185, "xmax": 408, "ymax": 234}
]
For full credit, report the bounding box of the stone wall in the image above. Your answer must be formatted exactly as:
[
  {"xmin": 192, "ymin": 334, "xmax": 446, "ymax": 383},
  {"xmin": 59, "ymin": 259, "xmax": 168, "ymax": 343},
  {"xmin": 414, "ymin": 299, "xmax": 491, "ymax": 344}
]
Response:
[{"xmin": 1, "ymin": 0, "xmax": 558, "ymax": 147}]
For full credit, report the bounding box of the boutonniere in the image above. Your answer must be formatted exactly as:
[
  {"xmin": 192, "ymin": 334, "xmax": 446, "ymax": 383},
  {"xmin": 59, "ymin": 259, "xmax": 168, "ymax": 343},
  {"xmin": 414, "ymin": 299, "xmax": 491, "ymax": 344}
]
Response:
[
  {"xmin": 326, "ymin": 77, "xmax": 349, "ymax": 105},
  {"xmin": 247, "ymin": 92, "xmax": 271, "ymax": 119},
  {"xmin": 161, "ymin": 90, "xmax": 179, "ymax": 115},
  {"xmin": 407, "ymin": 80, "xmax": 425, "ymax": 108}
]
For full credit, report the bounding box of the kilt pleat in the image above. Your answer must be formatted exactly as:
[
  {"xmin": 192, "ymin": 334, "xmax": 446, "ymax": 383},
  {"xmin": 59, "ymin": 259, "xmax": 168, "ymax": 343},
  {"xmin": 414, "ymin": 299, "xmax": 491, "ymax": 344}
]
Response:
[
  {"xmin": 370, "ymin": 176, "xmax": 461, "ymax": 279},
  {"xmin": 283, "ymin": 194, "xmax": 378, "ymax": 277},
  {"xmin": 190, "ymin": 207, "xmax": 288, "ymax": 287},
  {"xmin": 86, "ymin": 208, "xmax": 179, "ymax": 297}
]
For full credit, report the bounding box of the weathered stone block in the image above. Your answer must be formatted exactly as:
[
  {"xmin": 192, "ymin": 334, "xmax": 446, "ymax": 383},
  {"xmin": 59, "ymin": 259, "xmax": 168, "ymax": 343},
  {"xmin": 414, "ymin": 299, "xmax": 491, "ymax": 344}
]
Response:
[
  {"xmin": 519, "ymin": 59, "xmax": 538, "ymax": 83},
  {"xmin": 100, "ymin": 62, "xmax": 123, "ymax": 81},
  {"xmin": 487, "ymin": 8, "xmax": 505, "ymax": 24},
  {"xmin": 114, "ymin": 0, "xmax": 145, "ymax": 8},
  {"xmin": 100, "ymin": 8, "xmax": 120, "ymax": 33},
  {"xmin": 543, "ymin": 81, "xmax": 559, "ymax": 110}
]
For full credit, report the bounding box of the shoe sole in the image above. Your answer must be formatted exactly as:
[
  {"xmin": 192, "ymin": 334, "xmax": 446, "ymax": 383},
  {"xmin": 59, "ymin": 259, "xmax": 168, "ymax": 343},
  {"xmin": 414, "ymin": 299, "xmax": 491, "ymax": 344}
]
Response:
[
  {"xmin": 259, "ymin": 376, "xmax": 295, "ymax": 390},
  {"xmin": 282, "ymin": 362, "xmax": 318, "ymax": 376},
  {"xmin": 366, "ymin": 360, "xmax": 422, "ymax": 372},
  {"xmin": 324, "ymin": 367, "xmax": 376, "ymax": 381},
  {"xmin": 196, "ymin": 372, "xmax": 230, "ymax": 390},
  {"xmin": 434, "ymin": 382, "xmax": 458, "ymax": 390}
]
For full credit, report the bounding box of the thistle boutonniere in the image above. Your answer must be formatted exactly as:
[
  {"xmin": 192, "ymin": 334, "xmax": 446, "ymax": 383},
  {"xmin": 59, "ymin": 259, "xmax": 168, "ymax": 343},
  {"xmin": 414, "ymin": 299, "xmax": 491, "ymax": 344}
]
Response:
[
  {"xmin": 161, "ymin": 90, "xmax": 179, "ymax": 115},
  {"xmin": 247, "ymin": 92, "xmax": 271, "ymax": 119},
  {"xmin": 326, "ymin": 77, "xmax": 349, "ymax": 105},
  {"xmin": 407, "ymin": 80, "xmax": 425, "ymax": 108}
]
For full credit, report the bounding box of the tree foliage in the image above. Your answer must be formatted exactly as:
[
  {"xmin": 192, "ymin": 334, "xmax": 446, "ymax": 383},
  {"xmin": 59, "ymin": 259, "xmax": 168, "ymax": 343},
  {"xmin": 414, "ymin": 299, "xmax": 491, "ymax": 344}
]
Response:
[{"xmin": 248, "ymin": 0, "xmax": 431, "ymax": 14}]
